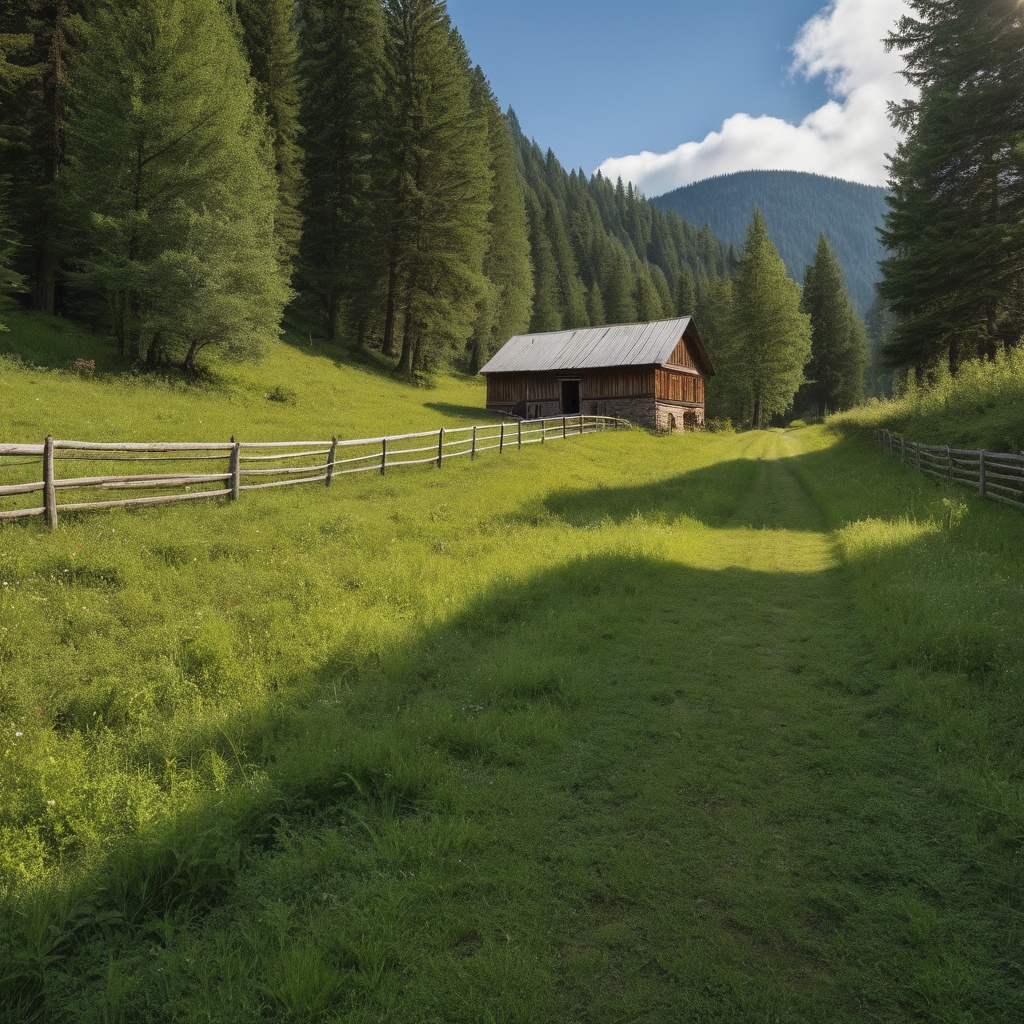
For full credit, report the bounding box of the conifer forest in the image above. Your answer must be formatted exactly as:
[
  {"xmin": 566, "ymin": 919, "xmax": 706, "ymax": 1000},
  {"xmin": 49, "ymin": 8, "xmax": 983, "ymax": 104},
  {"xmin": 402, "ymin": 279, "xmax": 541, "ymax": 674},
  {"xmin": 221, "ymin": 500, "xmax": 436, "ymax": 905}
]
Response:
[
  {"xmin": 0, "ymin": 0, "xmax": 878, "ymax": 426},
  {"xmin": 2, "ymin": 0, "xmax": 1021, "ymax": 416}
]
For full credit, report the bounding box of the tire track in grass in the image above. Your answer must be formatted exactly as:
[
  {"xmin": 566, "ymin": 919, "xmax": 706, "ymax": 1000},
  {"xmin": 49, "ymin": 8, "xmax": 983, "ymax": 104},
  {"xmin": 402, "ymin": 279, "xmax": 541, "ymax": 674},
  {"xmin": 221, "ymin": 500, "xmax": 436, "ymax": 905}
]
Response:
[{"xmin": 546, "ymin": 431, "xmax": 995, "ymax": 1022}]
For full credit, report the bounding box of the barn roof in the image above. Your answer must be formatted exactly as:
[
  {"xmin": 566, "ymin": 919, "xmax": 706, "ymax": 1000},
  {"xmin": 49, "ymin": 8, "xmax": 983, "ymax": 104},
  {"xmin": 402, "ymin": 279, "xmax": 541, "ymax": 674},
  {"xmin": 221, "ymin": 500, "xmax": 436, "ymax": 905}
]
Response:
[{"xmin": 478, "ymin": 317, "xmax": 714, "ymax": 375}]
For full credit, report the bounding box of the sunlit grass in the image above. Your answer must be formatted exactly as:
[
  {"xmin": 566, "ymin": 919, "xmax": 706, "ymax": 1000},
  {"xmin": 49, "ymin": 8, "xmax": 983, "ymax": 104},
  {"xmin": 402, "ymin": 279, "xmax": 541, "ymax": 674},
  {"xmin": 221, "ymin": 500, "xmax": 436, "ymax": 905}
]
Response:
[{"xmin": 2, "ymin": 312, "xmax": 1024, "ymax": 1021}]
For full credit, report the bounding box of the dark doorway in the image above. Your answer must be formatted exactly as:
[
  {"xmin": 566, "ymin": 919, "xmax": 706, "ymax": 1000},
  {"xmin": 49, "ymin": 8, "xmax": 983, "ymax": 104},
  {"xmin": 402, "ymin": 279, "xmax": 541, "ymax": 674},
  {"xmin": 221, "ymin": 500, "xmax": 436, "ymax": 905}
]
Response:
[{"xmin": 560, "ymin": 379, "xmax": 581, "ymax": 414}]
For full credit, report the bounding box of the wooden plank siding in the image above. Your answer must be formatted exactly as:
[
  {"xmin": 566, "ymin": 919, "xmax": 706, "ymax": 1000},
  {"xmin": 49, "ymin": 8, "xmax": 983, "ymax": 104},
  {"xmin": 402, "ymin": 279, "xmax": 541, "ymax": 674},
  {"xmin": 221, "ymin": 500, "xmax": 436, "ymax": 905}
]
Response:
[
  {"xmin": 655, "ymin": 368, "xmax": 704, "ymax": 405},
  {"xmin": 486, "ymin": 368, "xmax": 657, "ymax": 407},
  {"xmin": 668, "ymin": 337, "xmax": 697, "ymax": 370}
]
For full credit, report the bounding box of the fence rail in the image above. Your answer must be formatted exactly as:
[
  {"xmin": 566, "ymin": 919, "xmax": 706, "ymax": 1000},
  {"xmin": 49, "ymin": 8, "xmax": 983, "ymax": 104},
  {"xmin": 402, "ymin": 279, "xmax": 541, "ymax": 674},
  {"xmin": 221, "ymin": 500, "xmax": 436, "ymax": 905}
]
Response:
[
  {"xmin": 0, "ymin": 415, "xmax": 631, "ymax": 528},
  {"xmin": 876, "ymin": 428, "xmax": 1024, "ymax": 511}
]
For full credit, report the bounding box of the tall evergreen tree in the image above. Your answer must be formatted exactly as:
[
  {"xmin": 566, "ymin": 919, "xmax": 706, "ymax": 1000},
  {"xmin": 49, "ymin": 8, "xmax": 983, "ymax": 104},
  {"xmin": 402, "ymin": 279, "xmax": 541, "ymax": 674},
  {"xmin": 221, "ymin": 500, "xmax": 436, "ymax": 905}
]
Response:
[
  {"xmin": 880, "ymin": 0, "xmax": 1024, "ymax": 373},
  {"xmin": 695, "ymin": 275, "xmax": 740, "ymax": 420},
  {"xmin": 673, "ymin": 265, "xmax": 696, "ymax": 316},
  {"xmin": 380, "ymin": 2, "xmax": 491, "ymax": 374},
  {"xmin": 525, "ymin": 188, "xmax": 561, "ymax": 333},
  {"xmin": 233, "ymin": 0, "xmax": 304, "ymax": 271},
  {"xmin": 0, "ymin": 0, "xmax": 83, "ymax": 313},
  {"xmin": 545, "ymin": 195, "xmax": 588, "ymax": 328},
  {"xmin": 731, "ymin": 210, "xmax": 811, "ymax": 428},
  {"xmin": 0, "ymin": 175, "xmax": 23, "ymax": 330},
  {"xmin": 297, "ymin": 0, "xmax": 385, "ymax": 343},
  {"xmin": 632, "ymin": 263, "xmax": 665, "ymax": 322},
  {"xmin": 797, "ymin": 234, "xmax": 868, "ymax": 415},
  {"xmin": 466, "ymin": 66, "xmax": 532, "ymax": 371},
  {"xmin": 599, "ymin": 238, "xmax": 637, "ymax": 324},
  {"xmin": 62, "ymin": 0, "xmax": 289, "ymax": 369}
]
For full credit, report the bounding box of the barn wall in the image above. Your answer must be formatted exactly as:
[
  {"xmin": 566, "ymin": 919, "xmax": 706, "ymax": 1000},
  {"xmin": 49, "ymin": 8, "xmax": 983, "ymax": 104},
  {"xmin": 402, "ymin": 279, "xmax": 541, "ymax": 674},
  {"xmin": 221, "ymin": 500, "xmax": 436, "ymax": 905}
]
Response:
[
  {"xmin": 486, "ymin": 368, "xmax": 656, "ymax": 417},
  {"xmin": 655, "ymin": 369, "xmax": 704, "ymax": 405},
  {"xmin": 485, "ymin": 366, "xmax": 705, "ymax": 432}
]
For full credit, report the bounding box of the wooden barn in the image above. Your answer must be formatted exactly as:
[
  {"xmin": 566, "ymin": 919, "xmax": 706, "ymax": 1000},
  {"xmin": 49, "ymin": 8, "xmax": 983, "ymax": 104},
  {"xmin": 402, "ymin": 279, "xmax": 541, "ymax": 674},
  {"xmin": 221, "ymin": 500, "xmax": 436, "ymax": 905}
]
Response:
[{"xmin": 479, "ymin": 317, "xmax": 715, "ymax": 432}]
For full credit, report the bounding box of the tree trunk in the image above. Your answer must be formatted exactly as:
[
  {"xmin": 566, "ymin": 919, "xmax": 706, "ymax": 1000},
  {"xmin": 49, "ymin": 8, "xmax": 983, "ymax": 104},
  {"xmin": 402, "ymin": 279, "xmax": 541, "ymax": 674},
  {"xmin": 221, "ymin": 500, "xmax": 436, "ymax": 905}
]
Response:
[
  {"xmin": 397, "ymin": 311, "xmax": 415, "ymax": 374},
  {"xmin": 382, "ymin": 260, "xmax": 398, "ymax": 356}
]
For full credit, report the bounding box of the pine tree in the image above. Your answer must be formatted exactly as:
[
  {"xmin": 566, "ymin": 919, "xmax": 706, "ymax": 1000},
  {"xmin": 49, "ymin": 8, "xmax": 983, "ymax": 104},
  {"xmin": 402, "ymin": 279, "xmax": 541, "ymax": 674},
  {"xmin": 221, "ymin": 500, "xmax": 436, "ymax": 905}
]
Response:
[
  {"xmin": 297, "ymin": 0, "xmax": 386, "ymax": 343},
  {"xmin": 61, "ymin": 0, "xmax": 290, "ymax": 369},
  {"xmin": 525, "ymin": 189, "xmax": 561, "ymax": 333},
  {"xmin": 0, "ymin": 0, "xmax": 83, "ymax": 313},
  {"xmin": 0, "ymin": 175, "xmax": 24, "ymax": 330},
  {"xmin": 797, "ymin": 234, "xmax": 868, "ymax": 415},
  {"xmin": 695, "ymin": 275, "xmax": 740, "ymax": 420},
  {"xmin": 632, "ymin": 263, "xmax": 665, "ymax": 322},
  {"xmin": 545, "ymin": 195, "xmax": 588, "ymax": 328},
  {"xmin": 673, "ymin": 265, "xmax": 696, "ymax": 316},
  {"xmin": 380, "ymin": 4, "xmax": 491, "ymax": 374},
  {"xmin": 599, "ymin": 238, "xmax": 637, "ymax": 324},
  {"xmin": 466, "ymin": 68, "xmax": 532, "ymax": 372},
  {"xmin": 585, "ymin": 281, "xmax": 605, "ymax": 326},
  {"xmin": 731, "ymin": 210, "xmax": 811, "ymax": 428},
  {"xmin": 233, "ymin": 0, "xmax": 304, "ymax": 272},
  {"xmin": 880, "ymin": 0, "xmax": 1024, "ymax": 373}
]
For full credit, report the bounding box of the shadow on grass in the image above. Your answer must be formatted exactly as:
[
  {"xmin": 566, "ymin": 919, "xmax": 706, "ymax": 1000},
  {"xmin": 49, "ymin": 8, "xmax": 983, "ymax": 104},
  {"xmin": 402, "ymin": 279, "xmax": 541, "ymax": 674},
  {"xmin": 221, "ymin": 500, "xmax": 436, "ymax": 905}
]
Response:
[
  {"xmin": 0, "ymin": 308, "xmax": 122, "ymax": 375},
  {"xmin": 422, "ymin": 401, "xmax": 491, "ymax": 423}
]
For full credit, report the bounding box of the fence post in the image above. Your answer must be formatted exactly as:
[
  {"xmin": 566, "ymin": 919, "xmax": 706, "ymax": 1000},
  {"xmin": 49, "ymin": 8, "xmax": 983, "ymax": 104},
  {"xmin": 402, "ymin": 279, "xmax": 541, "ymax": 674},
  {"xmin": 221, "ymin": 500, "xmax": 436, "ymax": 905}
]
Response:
[
  {"xmin": 437, "ymin": 428, "xmax": 444, "ymax": 468},
  {"xmin": 380, "ymin": 437, "xmax": 387, "ymax": 476},
  {"xmin": 43, "ymin": 435, "xmax": 57, "ymax": 529},
  {"xmin": 900, "ymin": 436, "xmax": 906, "ymax": 465},
  {"xmin": 499, "ymin": 421, "xmax": 504, "ymax": 454},
  {"xmin": 946, "ymin": 445, "xmax": 953, "ymax": 484},
  {"xmin": 579, "ymin": 416, "xmax": 584, "ymax": 435},
  {"xmin": 471, "ymin": 425, "xmax": 477, "ymax": 460},
  {"xmin": 979, "ymin": 450, "xmax": 986, "ymax": 497},
  {"xmin": 517, "ymin": 420, "xmax": 522, "ymax": 450},
  {"xmin": 562, "ymin": 416, "xmax": 567, "ymax": 439},
  {"xmin": 229, "ymin": 438, "xmax": 241, "ymax": 501},
  {"xmin": 325, "ymin": 436, "xmax": 338, "ymax": 487},
  {"xmin": 541, "ymin": 420, "xmax": 545, "ymax": 444}
]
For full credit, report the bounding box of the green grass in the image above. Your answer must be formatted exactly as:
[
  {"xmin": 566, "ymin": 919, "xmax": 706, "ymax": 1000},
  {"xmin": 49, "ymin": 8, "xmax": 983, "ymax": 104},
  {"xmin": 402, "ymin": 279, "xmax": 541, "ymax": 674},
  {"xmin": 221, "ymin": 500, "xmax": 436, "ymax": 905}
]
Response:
[
  {"xmin": 836, "ymin": 347, "xmax": 1024, "ymax": 454},
  {"xmin": 2, "ymin": 314, "xmax": 1024, "ymax": 1021},
  {"xmin": 0, "ymin": 306, "xmax": 494, "ymax": 442}
]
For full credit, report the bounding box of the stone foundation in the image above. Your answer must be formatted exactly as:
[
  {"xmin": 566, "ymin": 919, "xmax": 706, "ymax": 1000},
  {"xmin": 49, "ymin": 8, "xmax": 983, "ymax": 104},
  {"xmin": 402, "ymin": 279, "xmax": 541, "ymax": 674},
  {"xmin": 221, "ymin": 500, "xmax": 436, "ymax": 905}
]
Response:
[
  {"xmin": 486, "ymin": 397, "xmax": 706, "ymax": 433},
  {"xmin": 656, "ymin": 402, "xmax": 704, "ymax": 433}
]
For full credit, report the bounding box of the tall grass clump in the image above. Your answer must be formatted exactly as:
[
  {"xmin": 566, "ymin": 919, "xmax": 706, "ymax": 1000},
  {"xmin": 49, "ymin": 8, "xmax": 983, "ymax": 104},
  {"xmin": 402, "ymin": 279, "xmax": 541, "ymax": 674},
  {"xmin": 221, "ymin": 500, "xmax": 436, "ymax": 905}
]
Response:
[{"xmin": 834, "ymin": 347, "xmax": 1024, "ymax": 453}]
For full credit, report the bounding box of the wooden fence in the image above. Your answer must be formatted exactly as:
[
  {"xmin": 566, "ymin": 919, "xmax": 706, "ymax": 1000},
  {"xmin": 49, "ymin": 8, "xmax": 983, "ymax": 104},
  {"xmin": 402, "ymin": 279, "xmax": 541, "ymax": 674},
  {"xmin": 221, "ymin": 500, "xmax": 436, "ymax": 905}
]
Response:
[
  {"xmin": 876, "ymin": 428, "xmax": 1024, "ymax": 511},
  {"xmin": 0, "ymin": 415, "xmax": 631, "ymax": 528}
]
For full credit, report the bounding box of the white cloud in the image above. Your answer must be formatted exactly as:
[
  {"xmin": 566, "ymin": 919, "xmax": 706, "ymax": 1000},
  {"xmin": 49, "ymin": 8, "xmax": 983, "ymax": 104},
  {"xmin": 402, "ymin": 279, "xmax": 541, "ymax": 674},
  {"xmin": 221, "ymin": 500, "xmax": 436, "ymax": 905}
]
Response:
[{"xmin": 597, "ymin": 0, "xmax": 914, "ymax": 196}]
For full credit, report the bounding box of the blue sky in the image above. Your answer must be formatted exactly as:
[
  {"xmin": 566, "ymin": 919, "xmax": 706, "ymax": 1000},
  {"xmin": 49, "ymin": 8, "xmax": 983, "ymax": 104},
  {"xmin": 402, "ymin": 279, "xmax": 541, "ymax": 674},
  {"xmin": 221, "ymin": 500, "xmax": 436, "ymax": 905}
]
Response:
[{"xmin": 445, "ymin": 0, "xmax": 912, "ymax": 195}]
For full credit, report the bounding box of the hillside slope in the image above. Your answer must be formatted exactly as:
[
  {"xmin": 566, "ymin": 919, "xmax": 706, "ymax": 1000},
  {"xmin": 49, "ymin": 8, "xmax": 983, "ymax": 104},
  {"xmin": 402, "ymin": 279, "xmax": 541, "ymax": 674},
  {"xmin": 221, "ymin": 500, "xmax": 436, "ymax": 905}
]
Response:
[{"xmin": 651, "ymin": 170, "xmax": 887, "ymax": 313}]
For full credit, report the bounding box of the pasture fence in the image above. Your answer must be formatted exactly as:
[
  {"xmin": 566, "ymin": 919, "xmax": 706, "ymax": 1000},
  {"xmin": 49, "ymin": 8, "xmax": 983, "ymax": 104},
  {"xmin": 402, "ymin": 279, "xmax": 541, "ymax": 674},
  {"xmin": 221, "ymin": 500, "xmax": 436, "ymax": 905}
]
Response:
[
  {"xmin": 0, "ymin": 415, "xmax": 631, "ymax": 528},
  {"xmin": 876, "ymin": 428, "xmax": 1024, "ymax": 511}
]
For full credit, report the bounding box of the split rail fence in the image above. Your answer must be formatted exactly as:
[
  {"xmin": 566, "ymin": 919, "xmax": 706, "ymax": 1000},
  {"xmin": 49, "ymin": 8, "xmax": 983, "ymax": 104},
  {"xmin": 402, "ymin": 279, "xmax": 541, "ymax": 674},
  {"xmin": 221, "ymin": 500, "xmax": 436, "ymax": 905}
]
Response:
[
  {"xmin": 0, "ymin": 415, "xmax": 631, "ymax": 528},
  {"xmin": 876, "ymin": 428, "xmax": 1024, "ymax": 511}
]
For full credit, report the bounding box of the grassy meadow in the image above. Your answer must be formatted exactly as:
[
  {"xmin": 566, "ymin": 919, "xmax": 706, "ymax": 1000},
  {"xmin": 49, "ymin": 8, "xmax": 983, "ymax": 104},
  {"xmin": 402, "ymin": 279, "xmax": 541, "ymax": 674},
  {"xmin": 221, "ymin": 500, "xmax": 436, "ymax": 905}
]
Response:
[{"xmin": 1, "ymin": 317, "xmax": 1024, "ymax": 1021}]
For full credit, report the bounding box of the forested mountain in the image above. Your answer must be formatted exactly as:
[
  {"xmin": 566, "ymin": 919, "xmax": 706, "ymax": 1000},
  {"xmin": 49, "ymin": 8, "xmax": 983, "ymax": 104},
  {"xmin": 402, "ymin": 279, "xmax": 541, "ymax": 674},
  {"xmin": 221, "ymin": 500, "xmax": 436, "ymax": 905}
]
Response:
[
  {"xmin": 507, "ymin": 113, "xmax": 737, "ymax": 364},
  {"xmin": 0, "ymin": 0, "xmax": 736, "ymax": 377},
  {"xmin": 651, "ymin": 170, "xmax": 887, "ymax": 315}
]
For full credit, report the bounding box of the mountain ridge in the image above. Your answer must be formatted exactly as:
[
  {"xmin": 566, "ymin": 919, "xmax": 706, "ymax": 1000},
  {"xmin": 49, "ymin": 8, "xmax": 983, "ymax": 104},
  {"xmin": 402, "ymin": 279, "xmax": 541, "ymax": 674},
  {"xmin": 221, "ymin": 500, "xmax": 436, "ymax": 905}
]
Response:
[{"xmin": 650, "ymin": 169, "xmax": 887, "ymax": 314}]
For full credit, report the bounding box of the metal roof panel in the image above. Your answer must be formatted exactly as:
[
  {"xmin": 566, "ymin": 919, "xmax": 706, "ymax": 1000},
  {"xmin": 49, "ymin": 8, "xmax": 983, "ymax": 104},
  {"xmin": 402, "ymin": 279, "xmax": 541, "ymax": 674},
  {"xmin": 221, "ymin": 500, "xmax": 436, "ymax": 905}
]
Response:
[{"xmin": 479, "ymin": 317, "xmax": 695, "ymax": 374}]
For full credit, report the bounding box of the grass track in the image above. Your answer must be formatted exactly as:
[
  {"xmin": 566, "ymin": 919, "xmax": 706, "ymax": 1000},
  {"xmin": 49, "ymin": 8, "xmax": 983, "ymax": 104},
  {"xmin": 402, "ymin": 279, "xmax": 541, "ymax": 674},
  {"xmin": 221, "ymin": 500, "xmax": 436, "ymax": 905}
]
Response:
[{"xmin": 2, "ymin": 424, "xmax": 1022, "ymax": 1021}]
